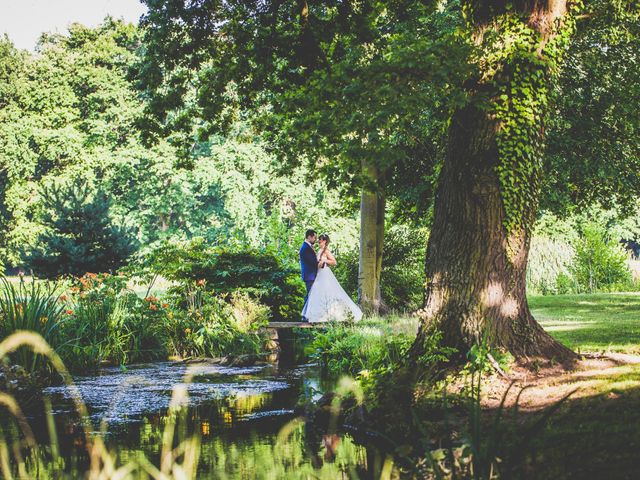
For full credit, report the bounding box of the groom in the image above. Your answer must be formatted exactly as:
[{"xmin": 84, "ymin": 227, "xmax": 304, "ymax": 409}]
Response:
[{"xmin": 299, "ymin": 229, "xmax": 318, "ymax": 321}]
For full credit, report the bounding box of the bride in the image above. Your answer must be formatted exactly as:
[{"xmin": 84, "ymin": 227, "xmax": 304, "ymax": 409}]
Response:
[{"xmin": 302, "ymin": 234, "xmax": 363, "ymax": 323}]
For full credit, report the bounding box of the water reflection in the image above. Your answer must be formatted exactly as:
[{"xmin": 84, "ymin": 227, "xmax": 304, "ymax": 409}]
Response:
[{"xmin": 22, "ymin": 360, "xmax": 378, "ymax": 478}]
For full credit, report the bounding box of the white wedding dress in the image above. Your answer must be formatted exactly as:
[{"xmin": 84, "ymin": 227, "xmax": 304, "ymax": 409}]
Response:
[{"xmin": 303, "ymin": 251, "xmax": 363, "ymax": 323}]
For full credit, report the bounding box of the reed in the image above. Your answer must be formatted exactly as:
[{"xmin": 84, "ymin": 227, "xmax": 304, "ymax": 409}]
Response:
[
  {"xmin": 0, "ymin": 278, "xmax": 67, "ymax": 373},
  {"xmin": 0, "ymin": 331, "xmax": 201, "ymax": 479}
]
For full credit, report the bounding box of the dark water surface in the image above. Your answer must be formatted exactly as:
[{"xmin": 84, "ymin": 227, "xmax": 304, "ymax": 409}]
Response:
[{"xmin": 35, "ymin": 360, "xmax": 377, "ymax": 479}]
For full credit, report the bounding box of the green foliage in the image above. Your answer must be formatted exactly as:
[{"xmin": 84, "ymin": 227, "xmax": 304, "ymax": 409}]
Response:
[
  {"xmin": 333, "ymin": 224, "xmax": 426, "ymax": 311},
  {"xmin": 0, "ymin": 270, "xmax": 270, "ymax": 373},
  {"xmin": 0, "ymin": 17, "xmax": 361, "ymax": 271},
  {"xmin": 307, "ymin": 323, "xmax": 412, "ymax": 376},
  {"xmin": 27, "ymin": 179, "xmax": 136, "ymax": 278},
  {"xmin": 228, "ymin": 290, "xmax": 271, "ymax": 332},
  {"xmin": 303, "ymin": 320, "xmax": 457, "ymax": 437},
  {"xmin": 0, "ymin": 277, "xmax": 66, "ymax": 373},
  {"xmin": 138, "ymin": 0, "xmax": 466, "ymax": 209},
  {"xmin": 572, "ymin": 221, "xmax": 633, "ymax": 293},
  {"xmin": 527, "ymin": 236, "xmax": 576, "ymax": 295},
  {"xmin": 378, "ymin": 226, "xmax": 427, "ymax": 311},
  {"xmin": 141, "ymin": 239, "xmax": 305, "ymax": 322},
  {"xmin": 136, "ymin": 0, "xmax": 640, "ymax": 249},
  {"xmin": 305, "ymin": 316, "xmax": 450, "ymax": 378},
  {"xmin": 163, "ymin": 286, "xmax": 266, "ymax": 359},
  {"xmin": 527, "ymin": 209, "xmax": 639, "ymax": 294},
  {"xmin": 543, "ymin": 0, "xmax": 640, "ymax": 213},
  {"xmin": 58, "ymin": 273, "xmax": 167, "ymax": 370},
  {"xmin": 0, "ymin": 20, "xmax": 145, "ymax": 266},
  {"xmin": 464, "ymin": 1, "xmax": 583, "ymax": 237}
]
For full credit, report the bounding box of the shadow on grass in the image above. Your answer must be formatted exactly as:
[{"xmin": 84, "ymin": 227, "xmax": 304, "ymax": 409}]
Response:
[{"xmin": 501, "ymin": 381, "xmax": 640, "ymax": 479}]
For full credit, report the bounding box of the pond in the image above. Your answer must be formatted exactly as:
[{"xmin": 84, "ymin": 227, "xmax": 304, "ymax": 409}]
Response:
[{"xmin": 17, "ymin": 357, "xmax": 388, "ymax": 479}]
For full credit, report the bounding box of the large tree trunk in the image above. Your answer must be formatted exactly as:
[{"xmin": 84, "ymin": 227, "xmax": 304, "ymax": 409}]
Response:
[
  {"xmin": 411, "ymin": 0, "xmax": 578, "ymax": 364},
  {"xmin": 358, "ymin": 162, "xmax": 386, "ymax": 314}
]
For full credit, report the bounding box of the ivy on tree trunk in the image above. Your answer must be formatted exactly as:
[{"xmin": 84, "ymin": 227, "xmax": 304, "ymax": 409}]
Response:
[{"xmin": 411, "ymin": 0, "xmax": 582, "ymax": 364}]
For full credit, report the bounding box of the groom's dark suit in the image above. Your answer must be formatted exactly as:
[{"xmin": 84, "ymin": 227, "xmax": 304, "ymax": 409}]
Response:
[{"xmin": 299, "ymin": 241, "xmax": 318, "ymax": 317}]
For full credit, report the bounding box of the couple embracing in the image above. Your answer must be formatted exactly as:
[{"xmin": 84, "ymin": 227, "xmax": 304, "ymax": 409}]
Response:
[{"xmin": 299, "ymin": 229, "xmax": 363, "ymax": 323}]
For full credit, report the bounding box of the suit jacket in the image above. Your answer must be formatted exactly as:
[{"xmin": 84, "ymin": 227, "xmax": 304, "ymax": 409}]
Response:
[{"xmin": 299, "ymin": 242, "xmax": 318, "ymax": 282}]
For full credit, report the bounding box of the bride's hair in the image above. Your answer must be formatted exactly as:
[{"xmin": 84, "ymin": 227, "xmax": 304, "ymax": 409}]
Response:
[{"xmin": 319, "ymin": 234, "xmax": 330, "ymax": 244}]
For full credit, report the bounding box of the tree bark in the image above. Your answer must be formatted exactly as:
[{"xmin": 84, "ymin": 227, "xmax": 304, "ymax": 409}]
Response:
[
  {"xmin": 358, "ymin": 162, "xmax": 385, "ymax": 314},
  {"xmin": 374, "ymin": 191, "xmax": 386, "ymax": 312},
  {"xmin": 411, "ymin": 0, "xmax": 578, "ymax": 365}
]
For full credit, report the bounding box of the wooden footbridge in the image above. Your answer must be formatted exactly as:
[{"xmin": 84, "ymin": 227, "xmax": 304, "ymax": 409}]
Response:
[{"xmin": 266, "ymin": 322, "xmax": 325, "ymax": 329}]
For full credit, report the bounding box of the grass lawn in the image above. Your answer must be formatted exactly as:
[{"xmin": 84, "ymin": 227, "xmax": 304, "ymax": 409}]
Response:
[
  {"xmin": 483, "ymin": 294, "xmax": 640, "ymax": 478},
  {"xmin": 530, "ymin": 293, "xmax": 640, "ymax": 354}
]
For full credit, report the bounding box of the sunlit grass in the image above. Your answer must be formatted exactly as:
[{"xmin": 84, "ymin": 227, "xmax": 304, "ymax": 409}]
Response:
[{"xmin": 530, "ymin": 293, "xmax": 640, "ymax": 354}]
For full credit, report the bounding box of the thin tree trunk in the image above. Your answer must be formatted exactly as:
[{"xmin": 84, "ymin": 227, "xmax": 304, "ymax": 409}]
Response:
[
  {"xmin": 358, "ymin": 162, "xmax": 385, "ymax": 314},
  {"xmin": 411, "ymin": 0, "xmax": 578, "ymax": 365},
  {"xmin": 374, "ymin": 191, "xmax": 387, "ymax": 313}
]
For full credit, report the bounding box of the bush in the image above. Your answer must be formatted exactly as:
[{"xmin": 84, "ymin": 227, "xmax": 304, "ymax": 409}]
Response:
[
  {"xmin": 1, "ymin": 271, "xmax": 270, "ymax": 375},
  {"xmin": 139, "ymin": 239, "xmax": 305, "ymax": 321},
  {"xmin": 555, "ymin": 272, "xmax": 577, "ymax": 294},
  {"xmin": 527, "ymin": 209, "xmax": 640, "ymax": 295},
  {"xmin": 333, "ymin": 225, "xmax": 426, "ymax": 312},
  {"xmin": 379, "ymin": 226, "xmax": 426, "ymax": 311},
  {"xmin": 27, "ymin": 179, "xmax": 137, "ymax": 278},
  {"xmin": 573, "ymin": 222, "xmax": 633, "ymax": 293},
  {"xmin": 162, "ymin": 285, "xmax": 266, "ymax": 359},
  {"xmin": 305, "ymin": 316, "xmax": 423, "ymax": 376},
  {"xmin": 58, "ymin": 273, "xmax": 168, "ymax": 369},
  {"xmin": 228, "ymin": 290, "xmax": 271, "ymax": 332}
]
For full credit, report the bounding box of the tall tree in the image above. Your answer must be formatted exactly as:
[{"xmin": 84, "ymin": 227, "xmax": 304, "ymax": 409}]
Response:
[
  {"xmin": 138, "ymin": 0, "xmax": 640, "ymax": 361},
  {"xmin": 412, "ymin": 0, "xmax": 582, "ymax": 362},
  {"xmin": 412, "ymin": 0, "xmax": 640, "ymax": 362},
  {"xmin": 137, "ymin": 1, "xmax": 463, "ymax": 314},
  {"xmin": 28, "ymin": 179, "xmax": 136, "ymax": 277}
]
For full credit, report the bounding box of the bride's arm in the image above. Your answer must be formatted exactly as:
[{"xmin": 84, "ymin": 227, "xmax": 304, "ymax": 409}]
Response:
[{"xmin": 324, "ymin": 250, "xmax": 337, "ymax": 266}]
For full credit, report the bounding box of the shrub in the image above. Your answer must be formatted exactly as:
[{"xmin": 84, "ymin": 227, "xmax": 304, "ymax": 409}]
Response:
[
  {"xmin": 379, "ymin": 226, "xmax": 426, "ymax": 311},
  {"xmin": 140, "ymin": 239, "xmax": 305, "ymax": 321},
  {"xmin": 555, "ymin": 272, "xmax": 577, "ymax": 294},
  {"xmin": 59, "ymin": 273, "xmax": 168, "ymax": 369},
  {"xmin": 572, "ymin": 222, "xmax": 633, "ymax": 293},
  {"xmin": 228, "ymin": 290, "xmax": 271, "ymax": 332},
  {"xmin": 306, "ymin": 316, "xmax": 422, "ymax": 376},
  {"xmin": 163, "ymin": 285, "xmax": 266, "ymax": 359}
]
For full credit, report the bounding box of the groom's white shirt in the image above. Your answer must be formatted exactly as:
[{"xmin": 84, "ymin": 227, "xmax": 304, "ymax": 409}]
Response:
[{"xmin": 304, "ymin": 240, "xmax": 314, "ymax": 249}]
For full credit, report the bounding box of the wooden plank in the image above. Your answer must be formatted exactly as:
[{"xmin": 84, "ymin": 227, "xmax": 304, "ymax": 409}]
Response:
[{"xmin": 266, "ymin": 322, "xmax": 320, "ymax": 329}]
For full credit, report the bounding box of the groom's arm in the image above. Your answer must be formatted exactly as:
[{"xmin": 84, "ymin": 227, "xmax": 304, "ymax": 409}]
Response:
[{"xmin": 302, "ymin": 245, "xmax": 317, "ymax": 268}]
